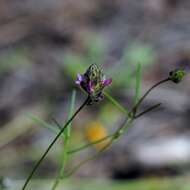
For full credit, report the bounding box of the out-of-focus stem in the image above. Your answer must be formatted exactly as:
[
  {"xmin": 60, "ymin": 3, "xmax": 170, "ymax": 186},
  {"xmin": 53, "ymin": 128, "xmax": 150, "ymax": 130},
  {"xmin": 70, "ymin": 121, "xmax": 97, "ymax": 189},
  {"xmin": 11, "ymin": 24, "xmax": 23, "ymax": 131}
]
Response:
[
  {"xmin": 134, "ymin": 103, "xmax": 162, "ymax": 119},
  {"xmin": 68, "ymin": 134, "xmax": 114, "ymax": 154},
  {"xmin": 21, "ymin": 96, "xmax": 90, "ymax": 190},
  {"xmin": 132, "ymin": 78, "xmax": 170, "ymax": 114}
]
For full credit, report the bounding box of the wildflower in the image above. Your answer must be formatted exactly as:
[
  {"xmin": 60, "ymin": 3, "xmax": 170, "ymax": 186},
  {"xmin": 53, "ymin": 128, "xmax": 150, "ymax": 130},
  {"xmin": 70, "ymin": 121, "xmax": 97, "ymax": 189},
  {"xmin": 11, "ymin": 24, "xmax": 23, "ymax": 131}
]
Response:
[
  {"xmin": 76, "ymin": 64, "xmax": 112, "ymax": 104},
  {"xmin": 85, "ymin": 121, "xmax": 109, "ymax": 149},
  {"xmin": 169, "ymin": 69, "xmax": 185, "ymax": 83}
]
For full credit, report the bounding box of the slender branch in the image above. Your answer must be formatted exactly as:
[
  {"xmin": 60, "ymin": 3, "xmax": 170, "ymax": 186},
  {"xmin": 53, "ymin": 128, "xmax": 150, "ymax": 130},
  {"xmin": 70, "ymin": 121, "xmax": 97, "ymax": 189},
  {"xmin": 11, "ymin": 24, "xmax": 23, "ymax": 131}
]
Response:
[
  {"xmin": 132, "ymin": 78, "xmax": 170, "ymax": 114},
  {"xmin": 134, "ymin": 103, "xmax": 162, "ymax": 119},
  {"xmin": 63, "ymin": 117, "xmax": 133, "ymax": 178},
  {"xmin": 51, "ymin": 118, "xmax": 62, "ymax": 130},
  {"xmin": 63, "ymin": 138, "xmax": 114, "ymax": 178},
  {"xmin": 51, "ymin": 139, "xmax": 68, "ymax": 190},
  {"xmin": 21, "ymin": 96, "xmax": 90, "ymax": 190},
  {"xmin": 103, "ymin": 91, "xmax": 129, "ymax": 115},
  {"xmin": 51, "ymin": 91, "xmax": 76, "ymax": 190},
  {"xmin": 133, "ymin": 63, "xmax": 142, "ymax": 105},
  {"xmin": 68, "ymin": 134, "xmax": 114, "ymax": 154}
]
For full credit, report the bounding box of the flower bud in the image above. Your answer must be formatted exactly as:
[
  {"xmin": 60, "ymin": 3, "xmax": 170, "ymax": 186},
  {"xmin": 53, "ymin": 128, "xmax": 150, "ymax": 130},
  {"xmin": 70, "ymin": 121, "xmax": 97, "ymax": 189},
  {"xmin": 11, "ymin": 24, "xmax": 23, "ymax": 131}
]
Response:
[
  {"xmin": 169, "ymin": 69, "xmax": 185, "ymax": 83},
  {"xmin": 76, "ymin": 64, "xmax": 112, "ymax": 104}
]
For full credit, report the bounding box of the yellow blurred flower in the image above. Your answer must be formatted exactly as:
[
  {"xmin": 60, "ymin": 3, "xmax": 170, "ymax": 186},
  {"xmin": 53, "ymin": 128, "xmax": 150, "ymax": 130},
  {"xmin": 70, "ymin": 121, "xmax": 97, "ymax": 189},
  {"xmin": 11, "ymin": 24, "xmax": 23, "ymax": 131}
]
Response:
[{"xmin": 85, "ymin": 121, "xmax": 109, "ymax": 150}]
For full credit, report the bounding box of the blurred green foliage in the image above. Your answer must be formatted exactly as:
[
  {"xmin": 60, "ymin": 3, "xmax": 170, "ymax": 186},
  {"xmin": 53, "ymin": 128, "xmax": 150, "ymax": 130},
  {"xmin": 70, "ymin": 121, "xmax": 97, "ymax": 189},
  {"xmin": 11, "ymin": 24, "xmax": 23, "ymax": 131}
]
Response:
[
  {"xmin": 63, "ymin": 34, "xmax": 155, "ymax": 90},
  {"xmin": 73, "ymin": 177, "xmax": 189, "ymax": 190},
  {"xmin": 123, "ymin": 43, "xmax": 155, "ymax": 67},
  {"xmin": 0, "ymin": 48, "xmax": 29, "ymax": 75},
  {"xmin": 109, "ymin": 42, "xmax": 155, "ymax": 88},
  {"xmin": 63, "ymin": 34, "xmax": 105, "ymax": 80},
  {"xmin": 13, "ymin": 177, "xmax": 190, "ymax": 190}
]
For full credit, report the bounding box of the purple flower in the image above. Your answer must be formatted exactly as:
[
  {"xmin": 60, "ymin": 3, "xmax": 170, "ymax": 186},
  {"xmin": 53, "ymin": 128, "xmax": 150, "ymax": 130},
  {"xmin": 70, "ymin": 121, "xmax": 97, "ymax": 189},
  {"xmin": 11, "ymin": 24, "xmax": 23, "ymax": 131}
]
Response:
[
  {"xmin": 75, "ymin": 74, "xmax": 84, "ymax": 85},
  {"xmin": 76, "ymin": 64, "xmax": 112, "ymax": 104},
  {"xmin": 102, "ymin": 78, "xmax": 112, "ymax": 86}
]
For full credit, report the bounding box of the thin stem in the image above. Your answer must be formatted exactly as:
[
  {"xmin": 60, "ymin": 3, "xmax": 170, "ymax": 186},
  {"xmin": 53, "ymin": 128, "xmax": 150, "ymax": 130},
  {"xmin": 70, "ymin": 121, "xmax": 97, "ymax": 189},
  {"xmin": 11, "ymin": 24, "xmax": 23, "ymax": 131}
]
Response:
[
  {"xmin": 51, "ymin": 139, "xmax": 68, "ymax": 190},
  {"xmin": 63, "ymin": 117, "xmax": 133, "ymax": 178},
  {"xmin": 134, "ymin": 103, "xmax": 162, "ymax": 119},
  {"xmin": 133, "ymin": 63, "xmax": 141, "ymax": 105},
  {"xmin": 67, "ymin": 134, "xmax": 114, "ymax": 154},
  {"xmin": 51, "ymin": 91, "xmax": 76, "ymax": 190},
  {"xmin": 63, "ymin": 138, "xmax": 114, "ymax": 178},
  {"xmin": 103, "ymin": 91, "xmax": 129, "ymax": 115},
  {"xmin": 51, "ymin": 119, "xmax": 68, "ymax": 190},
  {"xmin": 21, "ymin": 96, "xmax": 90, "ymax": 190},
  {"xmin": 132, "ymin": 78, "xmax": 170, "ymax": 114},
  {"xmin": 51, "ymin": 117, "xmax": 63, "ymax": 130}
]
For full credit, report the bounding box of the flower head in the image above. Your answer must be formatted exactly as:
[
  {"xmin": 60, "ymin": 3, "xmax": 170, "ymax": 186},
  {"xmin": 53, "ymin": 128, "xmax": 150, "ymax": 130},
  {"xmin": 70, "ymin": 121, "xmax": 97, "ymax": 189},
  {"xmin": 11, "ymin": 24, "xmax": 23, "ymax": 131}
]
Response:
[
  {"xmin": 169, "ymin": 69, "xmax": 185, "ymax": 83},
  {"xmin": 76, "ymin": 64, "xmax": 112, "ymax": 104}
]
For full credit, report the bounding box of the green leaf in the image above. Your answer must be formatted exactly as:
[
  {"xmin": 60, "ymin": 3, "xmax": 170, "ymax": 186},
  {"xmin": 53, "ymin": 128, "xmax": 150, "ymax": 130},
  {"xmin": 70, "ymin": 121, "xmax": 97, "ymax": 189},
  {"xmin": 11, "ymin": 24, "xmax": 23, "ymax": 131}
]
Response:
[{"xmin": 133, "ymin": 63, "xmax": 141, "ymax": 105}]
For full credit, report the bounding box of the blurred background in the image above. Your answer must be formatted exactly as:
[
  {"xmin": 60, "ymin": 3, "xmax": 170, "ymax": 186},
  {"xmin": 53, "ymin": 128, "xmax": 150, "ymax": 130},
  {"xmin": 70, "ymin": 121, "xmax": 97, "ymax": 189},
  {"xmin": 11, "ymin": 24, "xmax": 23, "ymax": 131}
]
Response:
[{"xmin": 0, "ymin": 0, "xmax": 190, "ymax": 189}]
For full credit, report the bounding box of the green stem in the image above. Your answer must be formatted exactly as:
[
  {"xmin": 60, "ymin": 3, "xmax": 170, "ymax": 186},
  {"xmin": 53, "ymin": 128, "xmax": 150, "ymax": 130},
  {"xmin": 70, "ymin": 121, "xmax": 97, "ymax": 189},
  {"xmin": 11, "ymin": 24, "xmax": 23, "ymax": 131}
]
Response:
[
  {"xmin": 132, "ymin": 78, "xmax": 170, "ymax": 114},
  {"xmin": 51, "ymin": 139, "xmax": 68, "ymax": 190},
  {"xmin": 67, "ymin": 134, "xmax": 114, "ymax": 154},
  {"xmin": 51, "ymin": 91, "xmax": 76, "ymax": 190},
  {"xmin": 63, "ymin": 138, "xmax": 114, "ymax": 178},
  {"xmin": 134, "ymin": 103, "xmax": 162, "ymax": 119},
  {"xmin": 63, "ymin": 117, "xmax": 133, "ymax": 178},
  {"xmin": 134, "ymin": 63, "xmax": 141, "ymax": 105},
  {"xmin": 51, "ymin": 118, "xmax": 69, "ymax": 190},
  {"xmin": 21, "ymin": 96, "xmax": 90, "ymax": 190},
  {"xmin": 103, "ymin": 92, "xmax": 129, "ymax": 115}
]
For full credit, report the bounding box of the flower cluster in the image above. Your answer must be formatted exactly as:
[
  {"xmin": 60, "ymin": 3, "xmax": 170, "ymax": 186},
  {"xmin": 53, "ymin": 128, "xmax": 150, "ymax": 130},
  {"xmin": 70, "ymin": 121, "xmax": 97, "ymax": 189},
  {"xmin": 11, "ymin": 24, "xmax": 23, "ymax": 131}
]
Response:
[{"xmin": 76, "ymin": 64, "xmax": 112, "ymax": 104}]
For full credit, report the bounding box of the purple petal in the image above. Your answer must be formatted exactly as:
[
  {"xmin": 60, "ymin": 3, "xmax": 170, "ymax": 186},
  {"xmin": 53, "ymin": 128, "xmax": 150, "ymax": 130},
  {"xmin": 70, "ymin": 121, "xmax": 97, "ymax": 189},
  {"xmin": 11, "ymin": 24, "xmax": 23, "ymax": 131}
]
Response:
[
  {"xmin": 75, "ymin": 73, "xmax": 83, "ymax": 85},
  {"xmin": 87, "ymin": 81, "xmax": 93, "ymax": 93},
  {"xmin": 102, "ymin": 78, "xmax": 112, "ymax": 86}
]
